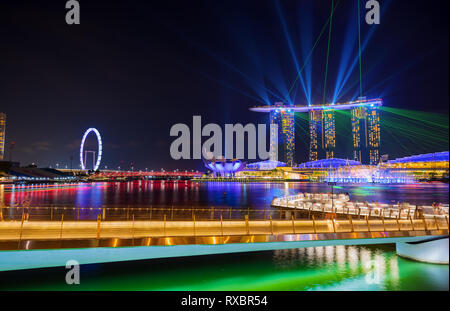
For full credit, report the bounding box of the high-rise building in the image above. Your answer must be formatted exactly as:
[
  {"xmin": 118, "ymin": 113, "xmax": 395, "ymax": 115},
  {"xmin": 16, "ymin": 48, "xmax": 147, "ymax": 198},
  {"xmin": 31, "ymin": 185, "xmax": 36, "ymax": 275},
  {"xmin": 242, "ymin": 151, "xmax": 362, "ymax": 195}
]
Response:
[
  {"xmin": 308, "ymin": 110, "xmax": 321, "ymax": 161},
  {"xmin": 308, "ymin": 109, "xmax": 335, "ymax": 161},
  {"xmin": 324, "ymin": 110, "xmax": 336, "ymax": 159},
  {"xmin": 351, "ymin": 103, "xmax": 381, "ymax": 165},
  {"xmin": 367, "ymin": 106, "xmax": 381, "ymax": 165},
  {"xmin": 0, "ymin": 113, "xmax": 6, "ymax": 161},
  {"xmin": 269, "ymin": 104, "xmax": 295, "ymax": 166}
]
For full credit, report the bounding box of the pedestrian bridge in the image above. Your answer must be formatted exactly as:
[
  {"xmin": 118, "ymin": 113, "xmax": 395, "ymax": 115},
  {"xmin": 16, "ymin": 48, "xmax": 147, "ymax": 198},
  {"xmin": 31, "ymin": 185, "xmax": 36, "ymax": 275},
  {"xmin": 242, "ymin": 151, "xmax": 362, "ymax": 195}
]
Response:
[{"xmin": 0, "ymin": 217, "xmax": 448, "ymax": 271}]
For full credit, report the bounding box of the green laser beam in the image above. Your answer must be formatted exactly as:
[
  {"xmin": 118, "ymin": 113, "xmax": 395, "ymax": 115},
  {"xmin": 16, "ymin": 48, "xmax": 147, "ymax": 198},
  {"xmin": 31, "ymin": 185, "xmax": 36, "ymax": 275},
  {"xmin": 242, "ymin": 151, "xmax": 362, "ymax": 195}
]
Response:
[
  {"xmin": 357, "ymin": 0, "xmax": 363, "ymax": 97},
  {"xmin": 287, "ymin": 0, "xmax": 341, "ymax": 96},
  {"xmin": 323, "ymin": 0, "xmax": 334, "ymax": 105}
]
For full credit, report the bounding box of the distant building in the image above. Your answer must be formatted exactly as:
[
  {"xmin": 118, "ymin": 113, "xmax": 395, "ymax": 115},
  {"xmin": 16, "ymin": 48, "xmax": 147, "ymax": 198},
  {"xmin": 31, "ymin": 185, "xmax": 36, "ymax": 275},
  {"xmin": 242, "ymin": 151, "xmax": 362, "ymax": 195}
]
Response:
[
  {"xmin": 296, "ymin": 158, "xmax": 361, "ymax": 169},
  {"xmin": 0, "ymin": 113, "xmax": 5, "ymax": 160},
  {"xmin": 203, "ymin": 157, "xmax": 245, "ymax": 178},
  {"xmin": 246, "ymin": 160, "xmax": 286, "ymax": 170},
  {"xmin": 382, "ymin": 151, "xmax": 449, "ymax": 180}
]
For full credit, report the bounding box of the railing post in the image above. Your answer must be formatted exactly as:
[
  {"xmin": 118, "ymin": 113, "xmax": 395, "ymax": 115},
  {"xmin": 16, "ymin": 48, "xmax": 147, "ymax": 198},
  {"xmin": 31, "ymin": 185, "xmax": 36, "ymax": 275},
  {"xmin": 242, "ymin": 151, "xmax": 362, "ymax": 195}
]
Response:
[
  {"xmin": 382, "ymin": 216, "xmax": 386, "ymax": 232},
  {"xmin": 409, "ymin": 216, "xmax": 414, "ymax": 231},
  {"xmin": 60, "ymin": 214, "xmax": 64, "ymax": 240},
  {"xmin": 291, "ymin": 214, "xmax": 296, "ymax": 234},
  {"xmin": 132, "ymin": 214, "xmax": 135, "ymax": 246},
  {"xmin": 102, "ymin": 208, "xmax": 105, "ymax": 221},
  {"xmin": 163, "ymin": 214, "xmax": 167, "ymax": 236},
  {"xmin": 422, "ymin": 217, "xmax": 428, "ymax": 231},
  {"xmin": 220, "ymin": 214, "xmax": 223, "ymax": 236},
  {"xmin": 0, "ymin": 210, "xmax": 3, "ymax": 221},
  {"xmin": 269, "ymin": 215, "xmax": 273, "ymax": 235},
  {"xmin": 97, "ymin": 215, "xmax": 101, "ymax": 239},
  {"xmin": 396, "ymin": 216, "xmax": 401, "ymax": 231},
  {"xmin": 349, "ymin": 215, "xmax": 354, "ymax": 232},
  {"xmin": 312, "ymin": 215, "xmax": 317, "ymax": 234},
  {"xmin": 18, "ymin": 212, "xmax": 25, "ymax": 247},
  {"xmin": 434, "ymin": 216, "xmax": 439, "ymax": 230},
  {"xmin": 366, "ymin": 216, "xmax": 370, "ymax": 232},
  {"xmin": 245, "ymin": 215, "xmax": 249, "ymax": 235},
  {"xmin": 358, "ymin": 207, "xmax": 361, "ymax": 220}
]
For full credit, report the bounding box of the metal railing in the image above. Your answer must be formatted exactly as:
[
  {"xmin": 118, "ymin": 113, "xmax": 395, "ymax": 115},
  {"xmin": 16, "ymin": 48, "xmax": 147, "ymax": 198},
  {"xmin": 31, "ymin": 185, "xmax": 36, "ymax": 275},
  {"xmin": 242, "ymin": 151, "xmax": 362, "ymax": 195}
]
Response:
[
  {"xmin": 0, "ymin": 214, "xmax": 448, "ymax": 242},
  {"xmin": 272, "ymin": 195, "xmax": 449, "ymax": 220}
]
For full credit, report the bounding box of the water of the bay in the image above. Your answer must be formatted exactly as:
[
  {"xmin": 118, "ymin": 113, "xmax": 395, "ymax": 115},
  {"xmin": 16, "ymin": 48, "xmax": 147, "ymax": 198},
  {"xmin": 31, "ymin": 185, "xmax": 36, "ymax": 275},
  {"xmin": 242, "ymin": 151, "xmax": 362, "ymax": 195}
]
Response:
[{"xmin": 0, "ymin": 181, "xmax": 448, "ymax": 290}]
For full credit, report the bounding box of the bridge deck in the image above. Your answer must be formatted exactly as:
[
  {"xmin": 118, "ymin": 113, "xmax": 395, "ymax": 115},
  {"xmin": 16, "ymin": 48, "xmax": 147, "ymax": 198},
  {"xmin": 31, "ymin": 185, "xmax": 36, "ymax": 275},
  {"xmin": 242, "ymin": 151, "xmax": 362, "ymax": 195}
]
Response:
[{"xmin": 0, "ymin": 217, "xmax": 447, "ymax": 242}]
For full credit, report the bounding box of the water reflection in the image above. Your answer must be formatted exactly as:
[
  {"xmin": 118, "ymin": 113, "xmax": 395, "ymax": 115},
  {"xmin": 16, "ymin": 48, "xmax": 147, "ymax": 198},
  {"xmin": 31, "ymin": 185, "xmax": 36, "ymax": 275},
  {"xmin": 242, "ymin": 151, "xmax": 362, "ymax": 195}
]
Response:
[
  {"xmin": 1, "ymin": 181, "xmax": 448, "ymax": 210},
  {"xmin": 273, "ymin": 245, "xmax": 448, "ymax": 290},
  {"xmin": 0, "ymin": 244, "xmax": 447, "ymax": 291}
]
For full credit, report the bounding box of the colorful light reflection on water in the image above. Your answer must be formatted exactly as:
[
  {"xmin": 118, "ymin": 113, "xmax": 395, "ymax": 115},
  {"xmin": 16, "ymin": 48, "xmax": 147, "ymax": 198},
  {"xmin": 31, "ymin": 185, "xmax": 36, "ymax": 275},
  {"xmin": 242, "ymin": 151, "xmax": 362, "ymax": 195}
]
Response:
[
  {"xmin": 0, "ymin": 181, "xmax": 448, "ymax": 209},
  {"xmin": 0, "ymin": 181, "xmax": 448, "ymax": 290},
  {"xmin": 0, "ymin": 244, "xmax": 447, "ymax": 291}
]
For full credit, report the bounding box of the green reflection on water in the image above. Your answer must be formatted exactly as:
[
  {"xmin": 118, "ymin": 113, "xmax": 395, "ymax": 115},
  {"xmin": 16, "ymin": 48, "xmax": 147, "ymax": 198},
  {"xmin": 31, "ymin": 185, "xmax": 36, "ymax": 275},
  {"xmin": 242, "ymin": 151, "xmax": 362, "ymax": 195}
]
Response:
[{"xmin": 0, "ymin": 244, "xmax": 447, "ymax": 291}]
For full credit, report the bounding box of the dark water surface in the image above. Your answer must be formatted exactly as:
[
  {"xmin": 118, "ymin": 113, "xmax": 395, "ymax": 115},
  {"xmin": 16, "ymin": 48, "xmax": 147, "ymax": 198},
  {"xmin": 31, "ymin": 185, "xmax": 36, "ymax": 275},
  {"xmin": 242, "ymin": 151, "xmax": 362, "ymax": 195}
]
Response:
[
  {"xmin": 1, "ymin": 181, "xmax": 448, "ymax": 208},
  {"xmin": 0, "ymin": 244, "xmax": 448, "ymax": 291}
]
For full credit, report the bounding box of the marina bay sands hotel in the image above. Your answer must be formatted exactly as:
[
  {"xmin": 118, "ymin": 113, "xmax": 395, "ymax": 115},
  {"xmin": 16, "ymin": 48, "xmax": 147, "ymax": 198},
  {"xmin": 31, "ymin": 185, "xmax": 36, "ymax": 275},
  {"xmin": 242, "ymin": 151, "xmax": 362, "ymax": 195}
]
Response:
[{"xmin": 250, "ymin": 97, "xmax": 382, "ymax": 167}]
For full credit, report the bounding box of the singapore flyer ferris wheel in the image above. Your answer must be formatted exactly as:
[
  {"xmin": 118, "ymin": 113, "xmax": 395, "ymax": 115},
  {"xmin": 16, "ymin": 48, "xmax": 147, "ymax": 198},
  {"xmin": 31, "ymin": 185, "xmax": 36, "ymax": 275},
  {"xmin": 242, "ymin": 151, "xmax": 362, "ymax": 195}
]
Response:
[{"xmin": 80, "ymin": 128, "xmax": 102, "ymax": 171}]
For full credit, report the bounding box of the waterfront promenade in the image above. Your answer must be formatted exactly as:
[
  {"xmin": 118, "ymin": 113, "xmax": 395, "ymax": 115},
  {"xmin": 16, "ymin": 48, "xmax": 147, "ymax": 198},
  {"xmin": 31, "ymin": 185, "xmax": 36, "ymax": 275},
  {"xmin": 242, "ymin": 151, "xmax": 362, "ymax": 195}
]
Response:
[
  {"xmin": 272, "ymin": 193, "xmax": 449, "ymax": 220},
  {"xmin": 1, "ymin": 216, "xmax": 447, "ymax": 241}
]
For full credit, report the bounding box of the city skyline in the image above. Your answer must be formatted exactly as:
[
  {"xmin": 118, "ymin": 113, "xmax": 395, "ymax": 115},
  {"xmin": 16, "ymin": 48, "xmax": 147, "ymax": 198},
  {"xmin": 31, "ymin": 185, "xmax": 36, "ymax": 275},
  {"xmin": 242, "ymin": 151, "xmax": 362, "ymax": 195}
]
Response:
[{"xmin": 0, "ymin": 0, "xmax": 448, "ymax": 170}]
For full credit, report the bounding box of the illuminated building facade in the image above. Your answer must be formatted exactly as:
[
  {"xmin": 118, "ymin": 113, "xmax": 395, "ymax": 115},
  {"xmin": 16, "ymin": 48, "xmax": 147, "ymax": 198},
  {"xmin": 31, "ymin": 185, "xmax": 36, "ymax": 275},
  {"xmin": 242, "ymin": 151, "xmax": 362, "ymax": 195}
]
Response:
[
  {"xmin": 308, "ymin": 109, "xmax": 335, "ymax": 161},
  {"xmin": 324, "ymin": 110, "xmax": 336, "ymax": 159},
  {"xmin": 308, "ymin": 110, "xmax": 321, "ymax": 161},
  {"xmin": 351, "ymin": 101, "xmax": 381, "ymax": 165},
  {"xmin": 269, "ymin": 104, "xmax": 295, "ymax": 167},
  {"xmin": 367, "ymin": 106, "xmax": 381, "ymax": 165},
  {"xmin": 269, "ymin": 110, "xmax": 281, "ymax": 162},
  {"xmin": 0, "ymin": 113, "xmax": 5, "ymax": 161},
  {"xmin": 281, "ymin": 110, "xmax": 295, "ymax": 166}
]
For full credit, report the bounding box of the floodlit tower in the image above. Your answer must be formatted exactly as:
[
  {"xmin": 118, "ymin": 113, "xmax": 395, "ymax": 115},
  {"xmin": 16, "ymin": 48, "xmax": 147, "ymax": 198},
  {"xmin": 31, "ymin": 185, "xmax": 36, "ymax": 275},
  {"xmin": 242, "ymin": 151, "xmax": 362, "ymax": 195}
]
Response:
[
  {"xmin": 0, "ymin": 113, "xmax": 5, "ymax": 161},
  {"xmin": 308, "ymin": 110, "xmax": 321, "ymax": 161},
  {"xmin": 281, "ymin": 110, "xmax": 295, "ymax": 166},
  {"xmin": 351, "ymin": 98, "xmax": 382, "ymax": 165},
  {"xmin": 323, "ymin": 109, "xmax": 336, "ymax": 159},
  {"xmin": 269, "ymin": 104, "xmax": 295, "ymax": 166},
  {"xmin": 269, "ymin": 110, "xmax": 281, "ymax": 162},
  {"xmin": 351, "ymin": 106, "xmax": 365, "ymax": 162},
  {"xmin": 309, "ymin": 109, "xmax": 335, "ymax": 161},
  {"xmin": 367, "ymin": 105, "xmax": 381, "ymax": 165}
]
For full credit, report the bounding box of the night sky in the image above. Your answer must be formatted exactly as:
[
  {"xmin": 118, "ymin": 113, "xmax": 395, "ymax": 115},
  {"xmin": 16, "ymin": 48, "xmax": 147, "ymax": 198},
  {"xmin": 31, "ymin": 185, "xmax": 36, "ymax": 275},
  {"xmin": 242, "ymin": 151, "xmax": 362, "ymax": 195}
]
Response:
[{"xmin": 0, "ymin": 0, "xmax": 448, "ymax": 171}]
